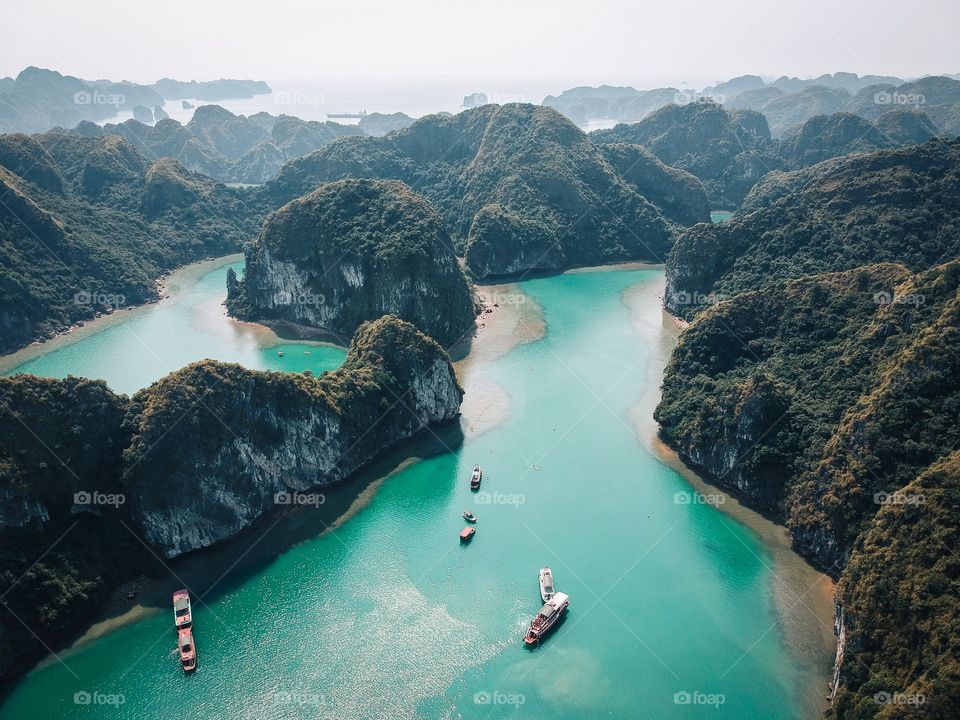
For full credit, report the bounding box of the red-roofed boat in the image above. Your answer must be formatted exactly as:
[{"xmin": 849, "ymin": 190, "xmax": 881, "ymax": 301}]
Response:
[{"xmin": 178, "ymin": 628, "xmax": 197, "ymax": 672}]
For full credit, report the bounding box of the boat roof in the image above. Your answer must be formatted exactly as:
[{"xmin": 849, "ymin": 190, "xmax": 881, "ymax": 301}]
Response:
[
  {"xmin": 538, "ymin": 592, "xmax": 569, "ymax": 616},
  {"xmin": 174, "ymin": 597, "xmax": 190, "ymax": 611},
  {"xmin": 460, "ymin": 527, "xmax": 474, "ymax": 538}
]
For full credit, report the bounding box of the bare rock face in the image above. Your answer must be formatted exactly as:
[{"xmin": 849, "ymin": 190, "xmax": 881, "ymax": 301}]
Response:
[
  {"xmin": 228, "ymin": 178, "xmax": 477, "ymax": 346},
  {"xmin": 124, "ymin": 315, "xmax": 463, "ymax": 556}
]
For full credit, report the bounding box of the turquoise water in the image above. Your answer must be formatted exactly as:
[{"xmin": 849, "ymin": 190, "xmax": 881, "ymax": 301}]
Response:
[
  {"xmin": 3, "ymin": 260, "xmax": 345, "ymax": 395},
  {"xmin": 0, "ymin": 266, "xmax": 813, "ymax": 718},
  {"xmin": 710, "ymin": 210, "xmax": 734, "ymax": 223}
]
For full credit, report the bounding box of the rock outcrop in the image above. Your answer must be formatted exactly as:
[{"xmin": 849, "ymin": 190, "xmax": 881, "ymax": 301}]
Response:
[
  {"xmin": 125, "ymin": 315, "xmax": 462, "ymax": 556},
  {"xmin": 228, "ymin": 178, "xmax": 477, "ymax": 346},
  {"xmin": 591, "ymin": 100, "xmax": 773, "ymax": 207},
  {"xmin": 82, "ymin": 105, "xmax": 363, "ymax": 183},
  {"xmin": 132, "ymin": 105, "xmax": 153, "ymax": 123},
  {"xmin": 829, "ymin": 452, "xmax": 960, "ymax": 717},
  {"xmin": 664, "ymin": 139, "xmax": 960, "ymax": 319},
  {"xmin": 358, "ymin": 111, "xmax": 415, "ymax": 137}
]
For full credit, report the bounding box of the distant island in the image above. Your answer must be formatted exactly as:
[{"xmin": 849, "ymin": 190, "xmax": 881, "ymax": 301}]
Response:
[
  {"xmin": 75, "ymin": 104, "xmax": 363, "ymax": 183},
  {"xmin": 151, "ymin": 77, "xmax": 271, "ymax": 101},
  {"xmin": 0, "ymin": 66, "xmax": 272, "ymax": 134},
  {"xmin": 544, "ymin": 72, "xmax": 960, "ymax": 138}
]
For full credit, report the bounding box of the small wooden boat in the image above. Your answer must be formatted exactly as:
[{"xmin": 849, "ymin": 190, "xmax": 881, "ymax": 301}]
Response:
[
  {"xmin": 460, "ymin": 527, "xmax": 476, "ymax": 542},
  {"xmin": 172, "ymin": 589, "xmax": 192, "ymax": 630},
  {"xmin": 539, "ymin": 567, "xmax": 556, "ymax": 602},
  {"xmin": 524, "ymin": 592, "xmax": 569, "ymax": 645},
  {"xmin": 277, "ymin": 351, "xmax": 284, "ymax": 357},
  {"xmin": 178, "ymin": 628, "xmax": 197, "ymax": 672},
  {"xmin": 463, "ymin": 511, "xmax": 477, "ymax": 523}
]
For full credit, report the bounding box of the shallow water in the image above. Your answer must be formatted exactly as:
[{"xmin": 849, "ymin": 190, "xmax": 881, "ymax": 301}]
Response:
[
  {"xmin": 2, "ymin": 259, "xmax": 345, "ymax": 395},
  {"xmin": 0, "ymin": 265, "xmax": 828, "ymax": 719}
]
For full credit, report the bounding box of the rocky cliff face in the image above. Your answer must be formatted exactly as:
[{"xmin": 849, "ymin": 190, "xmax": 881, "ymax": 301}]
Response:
[
  {"xmin": 657, "ymin": 371, "xmax": 794, "ymax": 508},
  {"xmin": 124, "ymin": 315, "xmax": 462, "ymax": 556},
  {"xmin": 229, "ymin": 178, "xmax": 477, "ymax": 346}
]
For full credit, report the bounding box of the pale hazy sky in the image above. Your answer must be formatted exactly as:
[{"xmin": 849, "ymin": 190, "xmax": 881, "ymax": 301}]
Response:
[{"xmin": 2, "ymin": 0, "xmax": 959, "ymax": 88}]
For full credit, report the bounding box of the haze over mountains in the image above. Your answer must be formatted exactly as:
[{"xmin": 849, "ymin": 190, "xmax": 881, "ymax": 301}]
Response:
[
  {"xmin": 545, "ymin": 72, "xmax": 960, "ymax": 137},
  {"xmin": 0, "ymin": 67, "xmax": 270, "ymax": 134}
]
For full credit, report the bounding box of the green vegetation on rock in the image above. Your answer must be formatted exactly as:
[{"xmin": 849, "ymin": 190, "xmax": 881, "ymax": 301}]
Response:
[
  {"xmin": 656, "ymin": 138, "xmax": 960, "ymax": 717},
  {"xmin": 228, "ymin": 178, "xmax": 478, "ymax": 346},
  {"xmin": 0, "ymin": 131, "xmax": 264, "ymax": 352},
  {"xmin": 664, "ymin": 139, "xmax": 960, "ymax": 319},
  {"xmin": 80, "ymin": 105, "xmax": 363, "ymax": 183},
  {"xmin": 592, "ymin": 103, "xmax": 931, "ymax": 208},
  {"xmin": 268, "ymin": 103, "xmax": 710, "ymax": 277},
  {"xmin": 831, "ymin": 452, "xmax": 960, "ymax": 718}
]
